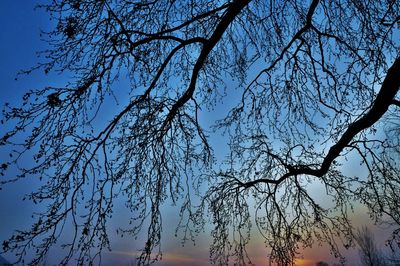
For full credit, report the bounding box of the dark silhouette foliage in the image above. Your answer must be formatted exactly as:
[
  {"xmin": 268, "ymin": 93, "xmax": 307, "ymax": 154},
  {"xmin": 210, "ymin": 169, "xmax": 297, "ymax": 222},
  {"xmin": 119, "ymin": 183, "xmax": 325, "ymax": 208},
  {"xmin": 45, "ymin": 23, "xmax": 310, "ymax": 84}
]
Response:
[
  {"xmin": 356, "ymin": 226, "xmax": 400, "ymax": 266},
  {"xmin": 1, "ymin": 0, "xmax": 399, "ymax": 265},
  {"xmin": 355, "ymin": 227, "xmax": 385, "ymax": 266}
]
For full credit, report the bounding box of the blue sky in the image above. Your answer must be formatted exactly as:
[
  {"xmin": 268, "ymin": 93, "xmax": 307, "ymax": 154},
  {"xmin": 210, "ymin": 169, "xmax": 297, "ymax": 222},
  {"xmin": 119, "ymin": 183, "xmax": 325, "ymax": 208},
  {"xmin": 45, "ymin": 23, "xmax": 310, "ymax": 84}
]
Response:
[
  {"xmin": 0, "ymin": 1, "xmax": 397, "ymax": 265},
  {"xmin": 0, "ymin": 2, "xmax": 209, "ymax": 264}
]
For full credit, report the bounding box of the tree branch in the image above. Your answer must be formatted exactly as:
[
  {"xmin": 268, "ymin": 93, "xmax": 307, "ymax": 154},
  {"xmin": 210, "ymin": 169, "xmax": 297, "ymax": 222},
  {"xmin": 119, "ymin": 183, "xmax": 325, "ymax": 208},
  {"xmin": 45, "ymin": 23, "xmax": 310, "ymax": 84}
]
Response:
[
  {"xmin": 243, "ymin": 57, "xmax": 400, "ymax": 188},
  {"xmin": 161, "ymin": 0, "xmax": 252, "ymax": 132},
  {"xmin": 392, "ymin": 99, "xmax": 400, "ymax": 107}
]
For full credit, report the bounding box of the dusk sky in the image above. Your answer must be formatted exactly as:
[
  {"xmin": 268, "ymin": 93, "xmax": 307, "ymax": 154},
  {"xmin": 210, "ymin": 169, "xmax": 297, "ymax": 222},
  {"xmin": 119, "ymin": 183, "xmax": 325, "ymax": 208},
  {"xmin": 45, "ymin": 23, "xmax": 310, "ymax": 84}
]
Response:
[{"xmin": 0, "ymin": 1, "xmax": 398, "ymax": 266}]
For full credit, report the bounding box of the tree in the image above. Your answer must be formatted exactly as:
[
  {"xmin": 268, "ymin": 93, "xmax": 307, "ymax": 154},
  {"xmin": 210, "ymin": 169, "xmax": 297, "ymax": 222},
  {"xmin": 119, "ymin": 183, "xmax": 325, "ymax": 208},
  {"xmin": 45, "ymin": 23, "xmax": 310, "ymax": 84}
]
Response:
[
  {"xmin": 355, "ymin": 226, "xmax": 400, "ymax": 266},
  {"xmin": 355, "ymin": 227, "xmax": 385, "ymax": 266},
  {"xmin": 315, "ymin": 262, "xmax": 329, "ymax": 266},
  {"xmin": 0, "ymin": 0, "xmax": 399, "ymax": 265}
]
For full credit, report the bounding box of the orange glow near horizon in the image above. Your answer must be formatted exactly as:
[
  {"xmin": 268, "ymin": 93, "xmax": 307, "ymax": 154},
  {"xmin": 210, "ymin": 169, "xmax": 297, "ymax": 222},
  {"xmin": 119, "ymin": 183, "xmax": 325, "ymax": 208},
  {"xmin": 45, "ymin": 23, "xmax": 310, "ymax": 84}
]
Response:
[
  {"xmin": 107, "ymin": 249, "xmax": 335, "ymax": 266},
  {"xmin": 107, "ymin": 250, "xmax": 209, "ymax": 266},
  {"xmin": 295, "ymin": 258, "xmax": 319, "ymax": 266}
]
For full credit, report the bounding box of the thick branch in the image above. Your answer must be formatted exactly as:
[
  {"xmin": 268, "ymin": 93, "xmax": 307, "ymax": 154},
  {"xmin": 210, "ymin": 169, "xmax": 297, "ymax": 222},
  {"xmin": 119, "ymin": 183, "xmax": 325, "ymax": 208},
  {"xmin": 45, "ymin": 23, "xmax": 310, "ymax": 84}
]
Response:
[
  {"xmin": 138, "ymin": 4, "xmax": 230, "ymax": 36},
  {"xmin": 243, "ymin": 57, "xmax": 400, "ymax": 188},
  {"xmin": 161, "ymin": 0, "xmax": 252, "ymax": 131},
  {"xmin": 258, "ymin": 0, "xmax": 319, "ymax": 74},
  {"xmin": 392, "ymin": 99, "xmax": 400, "ymax": 107},
  {"xmin": 318, "ymin": 57, "xmax": 400, "ymax": 174}
]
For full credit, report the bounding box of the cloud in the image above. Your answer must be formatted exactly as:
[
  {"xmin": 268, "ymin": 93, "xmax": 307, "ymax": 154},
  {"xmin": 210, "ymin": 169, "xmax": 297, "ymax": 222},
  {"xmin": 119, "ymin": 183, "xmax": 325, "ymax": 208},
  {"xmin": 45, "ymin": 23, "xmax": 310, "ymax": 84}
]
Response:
[
  {"xmin": 158, "ymin": 252, "xmax": 208, "ymax": 266},
  {"xmin": 295, "ymin": 258, "xmax": 317, "ymax": 266},
  {"xmin": 104, "ymin": 249, "xmax": 208, "ymax": 266}
]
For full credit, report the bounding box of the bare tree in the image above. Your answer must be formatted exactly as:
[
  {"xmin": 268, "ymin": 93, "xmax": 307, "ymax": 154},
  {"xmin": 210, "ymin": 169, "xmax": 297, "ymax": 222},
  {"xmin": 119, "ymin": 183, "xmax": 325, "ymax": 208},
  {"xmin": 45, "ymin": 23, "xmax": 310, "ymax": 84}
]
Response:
[
  {"xmin": 1, "ymin": 0, "xmax": 399, "ymax": 265},
  {"xmin": 355, "ymin": 227, "xmax": 385, "ymax": 266},
  {"xmin": 355, "ymin": 226, "xmax": 400, "ymax": 266}
]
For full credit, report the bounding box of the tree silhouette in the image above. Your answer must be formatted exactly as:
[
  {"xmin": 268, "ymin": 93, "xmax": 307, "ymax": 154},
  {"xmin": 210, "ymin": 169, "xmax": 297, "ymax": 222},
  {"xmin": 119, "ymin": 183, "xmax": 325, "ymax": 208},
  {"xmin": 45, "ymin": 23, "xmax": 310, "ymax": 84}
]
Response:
[
  {"xmin": 1, "ymin": 0, "xmax": 399, "ymax": 265},
  {"xmin": 355, "ymin": 226, "xmax": 400, "ymax": 266},
  {"xmin": 355, "ymin": 227, "xmax": 385, "ymax": 266}
]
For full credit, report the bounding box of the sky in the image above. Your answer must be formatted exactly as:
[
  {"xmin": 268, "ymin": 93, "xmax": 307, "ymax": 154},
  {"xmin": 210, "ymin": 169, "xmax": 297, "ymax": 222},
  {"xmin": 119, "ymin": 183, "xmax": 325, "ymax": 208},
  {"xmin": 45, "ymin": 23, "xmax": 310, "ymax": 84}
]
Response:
[{"xmin": 0, "ymin": 1, "xmax": 397, "ymax": 266}]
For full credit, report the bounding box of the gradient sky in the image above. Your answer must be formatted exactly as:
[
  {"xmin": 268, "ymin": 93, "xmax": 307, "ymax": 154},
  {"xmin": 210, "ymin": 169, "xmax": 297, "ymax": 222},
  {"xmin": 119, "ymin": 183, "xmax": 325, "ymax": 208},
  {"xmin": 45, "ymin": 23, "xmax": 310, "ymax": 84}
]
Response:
[{"xmin": 0, "ymin": 1, "xmax": 396, "ymax": 266}]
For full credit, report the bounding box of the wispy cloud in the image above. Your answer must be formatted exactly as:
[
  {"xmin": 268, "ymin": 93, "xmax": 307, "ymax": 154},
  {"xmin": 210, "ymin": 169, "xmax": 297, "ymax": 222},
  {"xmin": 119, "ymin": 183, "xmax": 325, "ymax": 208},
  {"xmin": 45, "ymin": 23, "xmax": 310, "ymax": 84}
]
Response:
[
  {"xmin": 295, "ymin": 258, "xmax": 317, "ymax": 266},
  {"xmin": 105, "ymin": 249, "xmax": 208, "ymax": 266}
]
